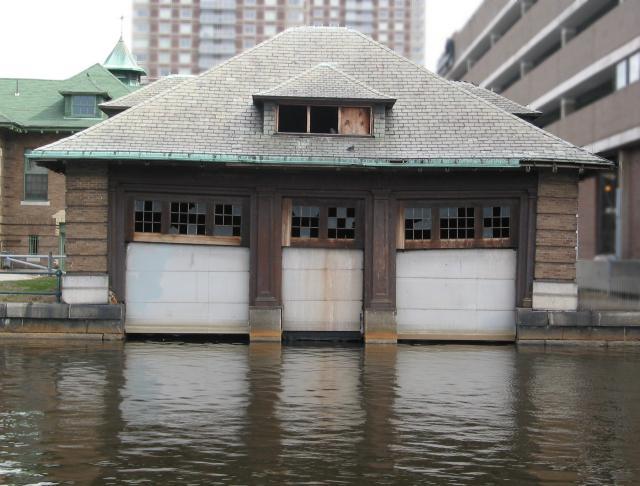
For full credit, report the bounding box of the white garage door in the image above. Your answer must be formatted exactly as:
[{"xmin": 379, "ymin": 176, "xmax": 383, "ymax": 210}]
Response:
[
  {"xmin": 396, "ymin": 249, "xmax": 516, "ymax": 340},
  {"xmin": 282, "ymin": 248, "xmax": 363, "ymax": 332},
  {"xmin": 125, "ymin": 242, "xmax": 250, "ymax": 333}
]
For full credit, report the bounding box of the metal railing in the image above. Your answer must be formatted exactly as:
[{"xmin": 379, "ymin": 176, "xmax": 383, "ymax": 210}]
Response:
[{"xmin": 0, "ymin": 253, "xmax": 66, "ymax": 302}]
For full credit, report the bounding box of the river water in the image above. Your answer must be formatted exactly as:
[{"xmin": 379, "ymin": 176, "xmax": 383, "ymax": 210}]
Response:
[{"xmin": 1, "ymin": 341, "xmax": 639, "ymax": 485}]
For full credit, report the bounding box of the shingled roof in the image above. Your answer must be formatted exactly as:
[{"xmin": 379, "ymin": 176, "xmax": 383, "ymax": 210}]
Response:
[
  {"xmin": 33, "ymin": 27, "xmax": 608, "ymax": 168},
  {"xmin": 0, "ymin": 64, "xmax": 133, "ymax": 131},
  {"xmin": 454, "ymin": 81, "xmax": 541, "ymax": 119},
  {"xmin": 100, "ymin": 74, "xmax": 193, "ymax": 114},
  {"xmin": 253, "ymin": 63, "xmax": 395, "ymax": 105}
]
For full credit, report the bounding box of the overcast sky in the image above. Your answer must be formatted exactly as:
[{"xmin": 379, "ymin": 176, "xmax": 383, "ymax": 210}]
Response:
[{"xmin": 0, "ymin": 0, "xmax": 482, "ymax": 79}]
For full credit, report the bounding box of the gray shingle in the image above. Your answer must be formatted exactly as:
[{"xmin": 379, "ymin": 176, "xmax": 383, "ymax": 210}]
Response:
[
  {"xmin": 36, "ymin": 27, "xmax": 607, "ymax": 167},
  {"xmin": 453, "ymin": 81, "xmax": 541, "ymax": 118}
]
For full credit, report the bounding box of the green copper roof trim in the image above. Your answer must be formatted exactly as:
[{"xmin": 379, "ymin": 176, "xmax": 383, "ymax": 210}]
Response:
[{"xmin": 28, "ymin": 150, "xmax": 522, "ymax": 168}]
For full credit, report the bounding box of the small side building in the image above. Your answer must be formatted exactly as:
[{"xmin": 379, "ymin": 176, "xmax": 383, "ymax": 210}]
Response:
[
  {"xmin": 0, "ymin": 38, "xmax": 144, "ymax": 256},
  {"xmin": 31, "ymin": 27, "xmax": 610, "ymax": 342}
]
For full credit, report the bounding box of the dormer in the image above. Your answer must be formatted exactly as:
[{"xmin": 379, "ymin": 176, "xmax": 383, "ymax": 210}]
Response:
[{"xmin": 253, "ymin": 63, "xmax": 395, "ymax": 137}]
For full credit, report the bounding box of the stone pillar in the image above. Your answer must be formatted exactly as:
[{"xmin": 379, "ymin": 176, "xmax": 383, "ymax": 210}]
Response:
[
  {"xmin": 249, "ymin": 190, "xmax": 282, "ymax": 342},
  {"xmin": 532, "ymin": 170, "xmax": 579, "ymax": 310},
  {"xmin": 363, "ymin": 190, "xmax": 397, "ymax": 343},
  {"xmin": 62, "ymin": 162, "xmax": 110, "ymax": 304}
]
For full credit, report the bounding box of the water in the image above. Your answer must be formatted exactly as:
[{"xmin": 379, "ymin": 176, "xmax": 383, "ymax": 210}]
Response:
[{"xmin": 1, "ymin": 341, "xmax": 639, "ymax": 485}]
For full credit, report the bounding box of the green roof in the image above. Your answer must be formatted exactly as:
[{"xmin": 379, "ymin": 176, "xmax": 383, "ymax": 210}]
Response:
[
  {"xmin": 0, "ymin": 64, "xmax": 134, "ymax": 131},
  {"xmin": 104, "ymin": 37, "xmax": 146, "ymax": 75}
]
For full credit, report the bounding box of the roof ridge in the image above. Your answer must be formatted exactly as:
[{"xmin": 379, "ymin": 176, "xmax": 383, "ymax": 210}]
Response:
[
  {"xmin": 345, "ymin": 29, "xmax": 607, "ymax": 165},
  {"xmin": 257, "ymin": 62, "xmax": 393, "ymax": 99}
]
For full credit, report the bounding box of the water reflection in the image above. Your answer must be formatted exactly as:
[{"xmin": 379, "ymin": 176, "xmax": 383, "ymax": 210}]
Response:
[{"xmin": 1, "ymin": 341, "xmax": 639, "ymax": 484}]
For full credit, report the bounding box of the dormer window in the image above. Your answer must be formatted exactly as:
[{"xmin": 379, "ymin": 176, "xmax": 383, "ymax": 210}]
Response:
[
  {"xmin": 71, "ymin": 95, "xmax": 98, "ymax": 117},
  {"xmin": 277, "ymin": 104, "xmax": 371, "ymax": 136}
]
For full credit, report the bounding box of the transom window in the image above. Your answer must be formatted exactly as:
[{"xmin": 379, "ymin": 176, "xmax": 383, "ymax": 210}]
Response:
[
  {"xmin": 286, "ymin": 200, "xmax": 361, "ymax": 248},
  {"xmin": 213, "ymin": 204, "xmax": 242, "ymax": 237},
  {"xmin": 71, "ymin": 95, "xmax": 98, "ymax": 117},
  {"xmin": 440, "ymin": 207, "xmax": 475, "ymax": 240},
  {"xmin": 291, "ymin": 206, "xmax": 320, "ymax": 238},
  {"xmin": 170, "ymin": 202, "xmax": 207, "ymax": 235},
  {"xmin": 399, "ymin": 201, "xmax": 515, "ymax": 250},
  {"xmin": 328, "ymin": 207, "xmax": 356, "ymax": 239},
  {"xmin": 483, "ymin": 206, "xmax": 510, "ymax": 238},
  {"xmin": 277, "ymin": 105, "xmax": 371, "ymax": 135},
  {"xmin": 404, "ymin": 207, "xmax": 431, "ymax": 240},
  {"xmin": 131, "ymin": 197, "xmax": 247, "ymax": 246},
  {"xmin": 134, "ymin": 200, "xmax": 162, "ymax": 233}
]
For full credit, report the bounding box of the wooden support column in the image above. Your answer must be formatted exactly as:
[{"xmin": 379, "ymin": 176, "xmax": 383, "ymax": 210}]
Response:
[
  {"xmin": 363, "ymin": 190, "xmax": 397, "ymax": 343},
  {"xmin": 249, "ymin": 190, "xmax": 282, "ymax": 342}
]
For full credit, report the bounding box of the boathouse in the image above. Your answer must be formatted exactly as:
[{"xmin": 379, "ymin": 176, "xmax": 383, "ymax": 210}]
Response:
[{"xmin": 29, "ymin": 27, "xmax": 610, "ymax": 342}]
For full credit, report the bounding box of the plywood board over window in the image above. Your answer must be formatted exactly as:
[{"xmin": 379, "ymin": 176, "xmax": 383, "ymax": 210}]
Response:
[{"xmin": 340, "ymin": 107, "xmax": 371, "ymax": 135}]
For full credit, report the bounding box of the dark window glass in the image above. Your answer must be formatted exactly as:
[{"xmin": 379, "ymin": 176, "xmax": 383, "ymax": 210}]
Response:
[
  {"xmin": 278, "ymin": 105, "xmax": 307, "ymax": 132},
  {"xmin": 291, "ymin": 205, "xmax": 320, "ymax": 238},
  {"xmin": 24, "ymin": 154, "xmax": 48, "ymax": 201},
  {"xmin": 134, "ymin": 200, "xmax": 162, "ymax": 233},
  {"xmin": 328, "ymin": 206, "xmax": 356, "ymax": 239},
  {"xmin": 310, "ymin": 106, "xmax": 338, "ymax": 134},
  {"xmin": 213, "ymin": 203, "xmax": 242, "ymax": 237},
  {"xmin": 170, "ymin": 202, "xmax": 206, "ymax": 235},
  {"xmin": 482, "ymin": 206, "xmax": 510, "ymax": 238},
  {"xmin": 404, "ymin": 207, "xmax": 432, "ymax": 240},
  {"xmin": 440, "ymin": 207, "xmax": 475, "ymax": 239}
]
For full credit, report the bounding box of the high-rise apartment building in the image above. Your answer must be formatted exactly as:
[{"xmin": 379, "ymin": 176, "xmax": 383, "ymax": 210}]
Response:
[
  {"xmin": 131, "ymin": 0, "xmax": 425, "ymax": 79},
  {"xmin": 437, "ymin": 0, "xmax": 640, "ymax": 263}
]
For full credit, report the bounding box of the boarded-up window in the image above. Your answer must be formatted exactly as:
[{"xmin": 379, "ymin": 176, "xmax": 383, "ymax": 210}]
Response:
[{"xmin": 340, "ymin": 107, "xmax": 370, "ymax": 135}]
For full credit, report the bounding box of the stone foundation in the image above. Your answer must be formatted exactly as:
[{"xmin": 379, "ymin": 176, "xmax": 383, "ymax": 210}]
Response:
[
  {"xmin": 0, "ymin": 303, "xmax": 124, "ymax": 339},
  {"xmin": 249, "ymin": 307, "xmax": 282, "ymax": 342},
  {"xmin": 364, "ymin": 309, "xmax": 397, "ymax": 344}
]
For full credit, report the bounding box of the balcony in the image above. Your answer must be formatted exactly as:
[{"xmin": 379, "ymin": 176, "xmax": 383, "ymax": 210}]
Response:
[
  {"xmin": 544, "ymin": 81, "xmax": 640, "ymax": 150},
  {"xmin": 503, "ymin": 0, "xmax": 640, "ymax": 107}
]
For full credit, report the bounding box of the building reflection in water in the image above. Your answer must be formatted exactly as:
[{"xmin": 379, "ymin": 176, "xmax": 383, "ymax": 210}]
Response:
[{"xmin": 1, "ymin": 341, "xmax": 640, "ymax": 484}]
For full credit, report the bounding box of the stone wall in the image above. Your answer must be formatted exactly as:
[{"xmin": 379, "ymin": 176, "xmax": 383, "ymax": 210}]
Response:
[
  {"xmin": 0, "ymin": 131, "xmax": 66, "ymax": 254},
  {"xmin": 533, "ymin": 169, "xmax": 579, "ymax": 310},
  {"xmin": 65, "ymin": 163, "xmax": 109, "ymax": 273}
]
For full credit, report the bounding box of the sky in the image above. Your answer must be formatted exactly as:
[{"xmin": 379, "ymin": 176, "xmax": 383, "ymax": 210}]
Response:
[{"xmin": 0, "ymin": 0, "xmax": 482, "ymax": 79}]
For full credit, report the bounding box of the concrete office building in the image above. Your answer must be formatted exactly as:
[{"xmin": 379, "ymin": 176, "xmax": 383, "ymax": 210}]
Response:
[
  {"xmin": 437, "ymin": 0, "xmax": 640, "ymax": 262},
  {"xmin": 131, "ymin": 0, "xmax": 425, "ymax": 79}
]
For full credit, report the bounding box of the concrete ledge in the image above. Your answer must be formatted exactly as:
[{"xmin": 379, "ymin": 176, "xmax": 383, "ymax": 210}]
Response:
[
  {"xmin": 532, "ymin": 281, "xmax": 578, "ymax": 311},
  {"xmin": 517, "ymin": 308, "xmax": 640, "ymax": 342},
  {"xmin": 0, "ymin": 303, "xmax": 125, "ymax": 337}
]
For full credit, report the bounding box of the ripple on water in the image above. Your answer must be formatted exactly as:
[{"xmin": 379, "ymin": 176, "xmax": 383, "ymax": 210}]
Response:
[{"xmin": 0, "ymin": 342, "xmax": 639, "ymax": 484}]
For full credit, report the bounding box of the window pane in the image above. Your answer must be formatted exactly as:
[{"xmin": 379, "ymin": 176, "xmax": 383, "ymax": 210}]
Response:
[
  {"xmin": 404, "ymin": 207, "xmax": 431, "ymax": 240},
  {"xmin": 28, "ymin": 235, "xmax": 39, "ymax": 255},
  {"xmin": 213, "ymin": 203, "xmax": 242, "ymax": 237},
  {"xmin": 629, "ymin": 53, "xmax": 640, "ymax": 84},
  {"xmin": 170, "ymin": 202, "xmax": 206, "ymax": 235},
  {"xmin": 291, "ymin": 205, "xmax": 320, "ymax": 238},
  {"xmin": 482, "ymin": 206, "xmax": 510, "ymax": 239},
  {"xmin": 439, "ymin": 206, "xmax": 475, "ymax": 239},
  {"xmin": 328, "ymin": 206, "xmax": 356, "ymax": 239},
  {"xmin": 616, "ymin": 60, "xmax": 628, "ymax": 90},
  {"xmin": 134, "ymin": 199, "xmax": 162, "ymax": 233},
  {"xmin": 71, "ymin": 95, "xmax": 97, "ymax": 117},
  {"xmin": 310, "ymin": 106, "xmax": 338, "ymax": 134},
  {"xmin": 25, "ymin": 174, "xmax": 48, "ymax": 201}
]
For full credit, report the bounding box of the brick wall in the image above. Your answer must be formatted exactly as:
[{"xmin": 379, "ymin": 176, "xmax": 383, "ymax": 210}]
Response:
[
  {"xmin": 65, "ymin": 163, "xmax": 109, "ymax": 273},
  {"xmin": 535, "ymin": 170, "xmax": 578, "ymax": 281},
  {"xmin": 0, "ymin": 131, "xmax": 66, "ymax": 254}
]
